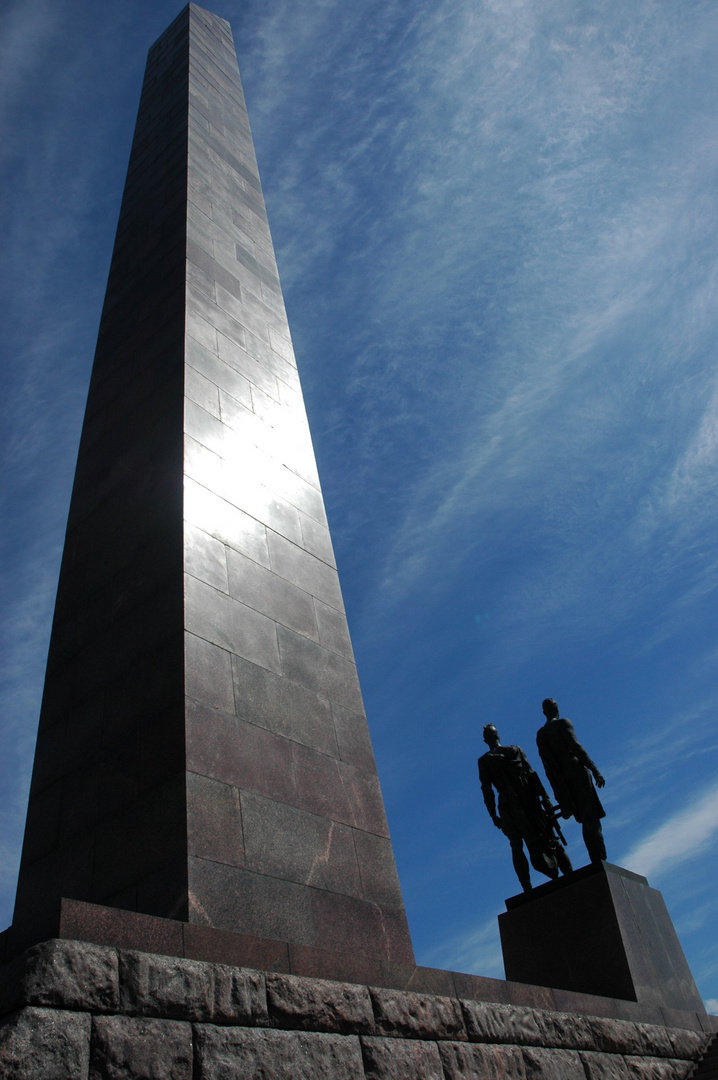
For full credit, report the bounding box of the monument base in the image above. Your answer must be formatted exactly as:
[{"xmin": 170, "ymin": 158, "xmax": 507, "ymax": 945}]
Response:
[
  {"xmin": 0, "ymin": 937, "xmax": 714, "ymax": 1078},
  {"xmin": 499, "ymin": 862, "xmax": 705, "ymax": 1014},
  {"xmin": 1, "ymin": 895, "xmax": 714, "ymax": 1031}
]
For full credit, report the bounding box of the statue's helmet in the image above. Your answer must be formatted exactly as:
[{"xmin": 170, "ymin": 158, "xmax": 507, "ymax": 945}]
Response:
[{"xmin": 483, "ymin": 723, "xmax": 499, "ymax": 743}]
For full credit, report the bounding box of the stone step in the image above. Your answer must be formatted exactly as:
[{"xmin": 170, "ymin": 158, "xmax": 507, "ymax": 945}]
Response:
[{"xmin": 690, "ymin": 1034, "xmax": 718, "ymax": 1078}]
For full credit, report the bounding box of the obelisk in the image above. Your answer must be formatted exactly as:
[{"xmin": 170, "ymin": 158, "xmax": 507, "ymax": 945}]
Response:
[{"xmin": 9, "ymin": 3, "xmax": 414, "ymax": 971}]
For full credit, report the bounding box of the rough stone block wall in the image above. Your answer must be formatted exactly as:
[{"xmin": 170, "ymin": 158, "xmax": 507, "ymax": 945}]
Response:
[{"xmin": 0, "ymin": 940, "xmax": 712, "ymax": 1078}]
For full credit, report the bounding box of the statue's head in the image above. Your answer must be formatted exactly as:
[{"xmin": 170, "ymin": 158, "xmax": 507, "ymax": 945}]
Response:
[
  {"xmin": 483, "ymin": 724, "xmax": 500, "ymax": 748},
  {"xmin": 542, "ymin": 698, "xmax": 559, "ymax": 719}
]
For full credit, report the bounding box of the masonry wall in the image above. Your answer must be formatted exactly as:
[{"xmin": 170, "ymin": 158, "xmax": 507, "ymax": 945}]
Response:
[{"xmin": 0, "ymin": 940, "xmax": 714, "ymax": 1079}]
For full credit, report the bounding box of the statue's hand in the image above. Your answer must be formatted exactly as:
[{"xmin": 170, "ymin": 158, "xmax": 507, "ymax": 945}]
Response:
[{"xmin": 594, "ymin": 772, "xmax": 605, "ymax": 788}]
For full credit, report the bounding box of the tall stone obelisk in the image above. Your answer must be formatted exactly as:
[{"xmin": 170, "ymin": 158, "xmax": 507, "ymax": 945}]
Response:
[{"xmin": 10, "ymin": 3, "xmax": 414, "ymax": 970}]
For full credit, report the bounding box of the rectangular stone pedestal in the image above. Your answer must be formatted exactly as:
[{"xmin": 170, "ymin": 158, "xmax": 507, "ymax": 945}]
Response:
[{"xmin": 499, "ymin": 862, "xmax": 705, "ymax": 1015}]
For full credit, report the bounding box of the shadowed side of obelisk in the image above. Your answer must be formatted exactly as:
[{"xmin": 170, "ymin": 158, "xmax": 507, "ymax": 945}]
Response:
[
  {"xmin": 180, "ymin": 7, "xmax": 413, "ymax": 964},
  {"xmin": 12, "ymin": 9, "xmax": 193, "ymax": 943},
  {"xmin": 10, "ymin": 4, "xmax": 414, "ymax": 967}
]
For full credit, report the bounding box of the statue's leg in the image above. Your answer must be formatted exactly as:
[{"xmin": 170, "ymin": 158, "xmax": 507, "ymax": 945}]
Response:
[
  {"xmin": 556, "ymin": 844, "xmax": 573, "ymax": 875},
  {"xmin": 509, "ymin": 838, "xmax": 532, "ymax": 892},
  {"xmin": 526, "ymin": 841, "xmax": 558, "ymax": 880},
  {"xmin": 582, "ymin": 816, "xmax": 607, "ymax": 863}
]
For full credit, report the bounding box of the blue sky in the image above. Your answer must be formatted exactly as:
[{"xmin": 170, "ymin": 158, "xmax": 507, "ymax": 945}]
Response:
[{"xmin": 2, "ymin": 0, "xmax": 718, "ymax": 1008}]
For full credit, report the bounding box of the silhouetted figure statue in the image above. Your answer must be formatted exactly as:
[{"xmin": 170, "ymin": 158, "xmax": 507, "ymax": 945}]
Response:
[
  {"xmin": 537, "ymin": 698, "xmax": 607, "ymax": 864},
  {"xmin": 479, "ymin": 724, "xmax": 572, "ymax": 893}
]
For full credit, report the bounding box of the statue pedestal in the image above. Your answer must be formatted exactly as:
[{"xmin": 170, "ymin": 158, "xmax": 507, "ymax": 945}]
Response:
[{"xmin": 498, "ymin": 862, "xmax": 705, "ymax": 1014}]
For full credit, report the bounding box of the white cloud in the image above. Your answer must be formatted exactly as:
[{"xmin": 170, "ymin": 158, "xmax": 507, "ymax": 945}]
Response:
[
  {"xmin": 421, "ymin": 915, "xmax": 504, "ymax": 977},
  {"xmin": 620, "ymin": 782, "xmax": 718, "ymax": 879},
  {"xmin": 229, "ymin": 1, "xmax": 718, "ymax": 734},
  {"xmin": 259, "ymin": 3, "xmax": 716, "ymax": 624}
]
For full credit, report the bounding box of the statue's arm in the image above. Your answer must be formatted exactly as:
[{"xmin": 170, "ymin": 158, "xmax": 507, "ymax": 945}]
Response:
[
  {"xmin": 538, "ymin": 729, "xmax": 573, "ymax": 815},
  {"xmin": 529, "ymin": 763, "xmax": 554, "ymax": 810},
  {"xmin": 478, "ymin": 758, "xmax": 502, "ymax": 828},
  {"xmin": 536, "ymin": 731, "xmax": 558, "ymax": 791},
  {"xmin": 520, "ymin": 747, "xmax": 553, "ymax": 811},
  {"xmin": 560, "ymin": 719, "xmax": 605, "ymax": 787}
]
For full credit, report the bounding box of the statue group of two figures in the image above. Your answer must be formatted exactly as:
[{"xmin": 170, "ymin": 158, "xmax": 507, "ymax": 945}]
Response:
[{"xmin": 479, "ymin": 699, "xmax": 607, "ymax": 893}]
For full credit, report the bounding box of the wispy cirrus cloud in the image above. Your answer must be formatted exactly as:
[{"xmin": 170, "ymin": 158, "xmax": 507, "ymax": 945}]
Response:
[
  {"xmin": 620, "ymin": 782, "xmax": 718, "ymax": 879},
  {"xmin": 241, "ymin": 0, "xmax": 718, "ymax": 659},
  {"xmin": 421, "ymin": 915, "xmax": 504, "ymax": 978}
]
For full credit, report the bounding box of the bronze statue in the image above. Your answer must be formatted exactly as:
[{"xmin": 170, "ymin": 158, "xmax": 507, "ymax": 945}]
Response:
[
  {"xmin": 536, "ymin": 698, "xmax": 607, "ymax": 864},
  {"xmin": 479, "ymin": 724, "xmax": 572, "ymax": 893}
]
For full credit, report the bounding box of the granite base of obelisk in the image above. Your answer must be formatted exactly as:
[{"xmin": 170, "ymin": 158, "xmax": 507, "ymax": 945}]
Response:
[
  {"xmin": 0, "ymin": 937, "xmax": 714, "ymax": 1080},
  {"xmin": 499, "ymin": 862, "xmax": 705, "ymax": 1016}
]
